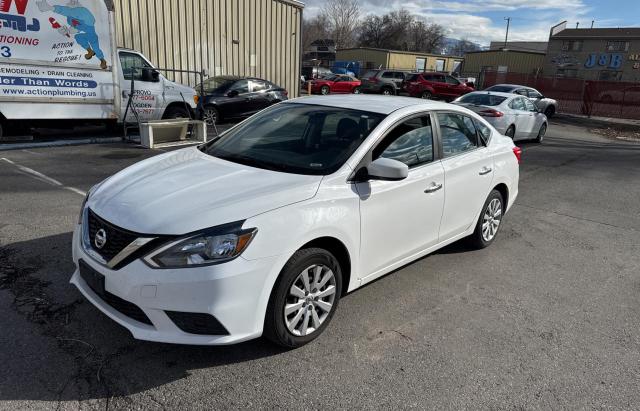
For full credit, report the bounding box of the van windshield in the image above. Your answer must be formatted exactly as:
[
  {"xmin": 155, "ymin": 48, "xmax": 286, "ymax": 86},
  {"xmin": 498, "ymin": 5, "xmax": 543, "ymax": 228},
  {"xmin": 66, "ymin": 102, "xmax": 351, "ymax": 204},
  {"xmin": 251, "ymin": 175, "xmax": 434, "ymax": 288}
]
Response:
[{"xmin": 202, "ymin": 103, "xmax": 386, "ymax": 175}]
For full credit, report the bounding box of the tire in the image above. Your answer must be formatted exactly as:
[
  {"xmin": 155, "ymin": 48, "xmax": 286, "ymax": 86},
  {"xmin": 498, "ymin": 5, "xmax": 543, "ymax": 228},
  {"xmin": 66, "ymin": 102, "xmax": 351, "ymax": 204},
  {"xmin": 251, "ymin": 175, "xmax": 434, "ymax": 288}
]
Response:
[
  {"xmin": 505, "ymin": 125, "xmax": 516, "ymax": 139},
  {"xmin": 381, "ymin": 87, "xmax": 394, "ymax": 96},
  {"xmin": 320, "ymin": 85, "xmax": 330, "ymax": 95},
  {"xmin": 264, "ymin": 247, "xmax": 343, "ymax": 348},
  {"xmin": 469, "ymin": 190, "xmax": 504, "ymax": 249},
  {"xmin": 353, "ymin": 86, "xmax": 361, "ymax": 94},
  {"xmin": 544, "ymin": 105, "xmax": 555, "ymax": 118},
  {"xmin": 420, "ymin": 91, "xmax": 432, "ymax": 99},
  {"xmin": 163, "ymin": 105, "xmax": 190, "ymax": 120},
  {"xmin": 203, "ymin": 106, "xmax": 219, "ymax": 126},
  {"xmin": 535, "ymin": 123, "xmax": 547, "ymax": 143}
]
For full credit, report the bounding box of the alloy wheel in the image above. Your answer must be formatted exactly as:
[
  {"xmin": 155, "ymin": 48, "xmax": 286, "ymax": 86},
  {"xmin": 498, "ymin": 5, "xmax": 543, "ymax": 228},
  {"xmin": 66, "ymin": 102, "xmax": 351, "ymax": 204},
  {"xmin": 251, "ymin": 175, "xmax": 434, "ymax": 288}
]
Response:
[
  {"xmin": 284, "ymin": 264, "xmax": 337, "ymax": 336},
  {"xmin": 321, "ymin": 86, "xmax": 330, "ymax": 95},
  {"xmin": 382, "ymin": 88, "xmax": 392, "ymax": 95},
  {"xmin": 203, "ymin": 108, "xmax": 217, "ymax": 126},
  {"xmin": 421, "ymin": 91, "xmax": 431, "ymax": 99},
  {"xmin": 482, "ymin": 198, "xmax": 502, "ymax": 242}
]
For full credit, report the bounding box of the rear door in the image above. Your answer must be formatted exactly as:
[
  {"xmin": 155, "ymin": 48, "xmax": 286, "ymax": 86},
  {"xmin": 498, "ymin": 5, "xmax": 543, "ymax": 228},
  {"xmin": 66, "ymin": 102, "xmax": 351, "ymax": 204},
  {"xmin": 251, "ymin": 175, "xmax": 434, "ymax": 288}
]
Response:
[
  {"xmin": 436, "ymin": 112, "xmax": 494, "ymax": 240},
  {"xmin": 249, "ymin": 79, "xmax": 272, "ymax": 111},
  {"xmin": 429, "ymin": 74, "xmax": 448, "ymax": 97},
  {"xmin": 509, "ymin": 97, "xmax": 535, "ymax": 139},
  {"xmin": 223, "ymin": 79, "xmax": 251, "ymax": 118}
]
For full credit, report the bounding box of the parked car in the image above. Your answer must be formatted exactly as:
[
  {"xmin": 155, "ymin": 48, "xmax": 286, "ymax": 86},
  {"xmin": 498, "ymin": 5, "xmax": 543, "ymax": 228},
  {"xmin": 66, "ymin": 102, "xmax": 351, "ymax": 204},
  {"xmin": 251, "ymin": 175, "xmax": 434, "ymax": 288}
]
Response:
[
  {"xmin": 453, "ymin": 91, "xmax": 548, "ymax": 143},
  {"xmin": 304, "ymin": 74, "xmax": 361, "ymax": 95},
  {"xmin": 198, "ymin": 76, "xmax": 288, "ymax": 125},
  {"xmin": 72, "ymin": 95, "xmax": 520, "ymax": 348},
  {"xmin": 484, "ymin": 84, "xmax": 558, "ymax": 117},
  {"xmin": 403, "ymin": 72, "xmax": 475, "ymax": 101},
  {"xmin": 301, "ymin": 66, "xmax": 333, "ymax": 82},
  {"xmin": 360, "ymin": 70, "xmax": 408, "ymax": 95},
  {"xmin": 597, "ymin": 86, "xmax": 640, "ymax": 105}
]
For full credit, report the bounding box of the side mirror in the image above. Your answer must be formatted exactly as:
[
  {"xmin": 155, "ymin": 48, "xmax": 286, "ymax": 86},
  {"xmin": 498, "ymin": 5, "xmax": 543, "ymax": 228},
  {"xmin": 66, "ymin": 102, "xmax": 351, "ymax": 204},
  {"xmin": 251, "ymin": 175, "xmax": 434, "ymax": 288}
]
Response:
[
  {"xmin": 226, "ymin": 89, "xmax": 239, "ymax": 98},
  {"xmin": 142, "ymin": 68, "xmax": 160, "ymax": 82},
  {"xmin": 366, "ymin": 158, "xmax": 408, "ymax": 181}
]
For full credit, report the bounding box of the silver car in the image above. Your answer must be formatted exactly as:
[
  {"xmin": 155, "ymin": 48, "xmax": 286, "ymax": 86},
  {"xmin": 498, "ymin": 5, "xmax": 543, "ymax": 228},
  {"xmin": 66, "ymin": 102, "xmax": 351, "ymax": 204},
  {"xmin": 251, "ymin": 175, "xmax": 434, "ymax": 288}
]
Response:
[
  {"xmin": 453, "ymin": 91, "xmax": 548, "ymax": 143},
  {"xmin": 484, "ymin": 84, "xmax": 557, "ymax": 118}
]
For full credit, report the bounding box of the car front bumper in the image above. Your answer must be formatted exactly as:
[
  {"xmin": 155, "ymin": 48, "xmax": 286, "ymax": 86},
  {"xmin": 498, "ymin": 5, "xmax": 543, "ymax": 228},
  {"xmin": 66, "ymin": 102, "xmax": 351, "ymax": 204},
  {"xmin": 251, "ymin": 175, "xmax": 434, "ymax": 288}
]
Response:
[{"xmin": 70, "ymin": 225, "xmax": 282, "ymax": 345}]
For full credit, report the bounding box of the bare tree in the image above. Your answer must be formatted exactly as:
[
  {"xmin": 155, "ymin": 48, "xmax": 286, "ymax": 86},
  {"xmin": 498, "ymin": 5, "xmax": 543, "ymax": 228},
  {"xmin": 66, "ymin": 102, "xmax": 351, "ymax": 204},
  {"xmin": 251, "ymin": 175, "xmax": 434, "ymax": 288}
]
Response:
[
  {"xmin": 322, "ymin": 0, "xmax": 361, "ymax": 49},
  {"xmin": 358, "ymin": 14, "xmax": 387, "ymax": 48},
  {"xmin": 302, "ymin": 14, "xmax": 331, "ymax": 51}
]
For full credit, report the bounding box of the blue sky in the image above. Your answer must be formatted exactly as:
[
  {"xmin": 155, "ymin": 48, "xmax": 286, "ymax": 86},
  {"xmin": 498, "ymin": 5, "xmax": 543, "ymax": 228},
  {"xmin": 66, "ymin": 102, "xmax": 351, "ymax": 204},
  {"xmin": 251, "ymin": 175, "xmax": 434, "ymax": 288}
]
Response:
[{"xmin": 303, "ymin": 0, "xmax": 638, "ymax": 46}]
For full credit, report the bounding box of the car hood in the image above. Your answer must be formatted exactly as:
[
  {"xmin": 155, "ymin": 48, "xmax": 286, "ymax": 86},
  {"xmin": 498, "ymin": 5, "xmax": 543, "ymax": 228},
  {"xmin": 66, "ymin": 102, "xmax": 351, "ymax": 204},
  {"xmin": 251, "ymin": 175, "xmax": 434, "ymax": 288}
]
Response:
[{"xmin": 88, "ymin": 147, "xmax": 323, "ymax": 235}]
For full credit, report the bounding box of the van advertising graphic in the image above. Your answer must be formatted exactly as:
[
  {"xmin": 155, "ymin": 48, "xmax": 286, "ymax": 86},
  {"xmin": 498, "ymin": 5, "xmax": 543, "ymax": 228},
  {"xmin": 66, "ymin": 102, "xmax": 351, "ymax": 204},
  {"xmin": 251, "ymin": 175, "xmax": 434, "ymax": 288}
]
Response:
[{"xmin": 0, "ymin": 0, "xmax": 113, "ymax": 101}]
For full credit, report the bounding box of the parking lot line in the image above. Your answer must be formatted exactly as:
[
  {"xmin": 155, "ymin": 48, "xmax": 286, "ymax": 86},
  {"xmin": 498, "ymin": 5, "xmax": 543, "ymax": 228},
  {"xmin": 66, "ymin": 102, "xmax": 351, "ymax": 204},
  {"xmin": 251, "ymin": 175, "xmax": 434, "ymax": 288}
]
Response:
[{"xmin": 0, "ymin": 157, "xmax": 86, "ymax": 197}]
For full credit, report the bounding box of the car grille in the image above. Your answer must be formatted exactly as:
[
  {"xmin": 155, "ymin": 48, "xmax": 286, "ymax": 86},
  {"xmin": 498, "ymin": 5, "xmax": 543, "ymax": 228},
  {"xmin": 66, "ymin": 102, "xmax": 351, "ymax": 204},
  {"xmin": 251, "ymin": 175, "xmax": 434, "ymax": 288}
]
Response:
[
  {"xmin": 87, "ymin": 209, "xmax": 139, "ymax": 262},
  {"xmin": 165, "ymin": 311, "xmax": 230, "ymax": 335},
  {"xmin": 79, "ymin": 259, "xmax": 153, "ymax": 326}
]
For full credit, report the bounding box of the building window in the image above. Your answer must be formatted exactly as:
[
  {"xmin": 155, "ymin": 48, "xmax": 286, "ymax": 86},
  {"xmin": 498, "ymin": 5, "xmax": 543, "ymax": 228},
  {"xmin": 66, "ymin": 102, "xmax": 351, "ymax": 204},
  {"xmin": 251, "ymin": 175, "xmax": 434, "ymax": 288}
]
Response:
[
  {"xmin": 435, "ymin": 59, "xmax": 445, "ymax": 71},
  {"xmin": 561, "ymin": 40, "xmax": 583, "ymax": 51},
  {"xmin": 416, "ymin": 58, "xmax": 426, "ymax": 71},
  {"xmin": 556, "ymin": 68, "xmax": 579, "ymax": 78},
  {"xmin": 605, "ymin": 41, "xmax": 629, "ymax": 52},
  {"xmin": 598, "ymin": 70, "xmax": 622, "ymax": 81}
]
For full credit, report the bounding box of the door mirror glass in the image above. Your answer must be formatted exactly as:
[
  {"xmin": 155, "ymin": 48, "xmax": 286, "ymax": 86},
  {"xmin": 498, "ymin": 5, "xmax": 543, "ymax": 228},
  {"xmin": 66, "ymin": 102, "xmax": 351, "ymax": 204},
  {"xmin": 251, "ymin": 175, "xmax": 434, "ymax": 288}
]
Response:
[
  {"xmin": 141, "ymin": 68, "xmax": 160, "ymax": 82},
  {"xmin": 226, "ymin": 89, "xmax": 239, "ymax": 98},
  {"xmin": 366, "ymin": 158, "xmax": 409, "ymax": 181}
]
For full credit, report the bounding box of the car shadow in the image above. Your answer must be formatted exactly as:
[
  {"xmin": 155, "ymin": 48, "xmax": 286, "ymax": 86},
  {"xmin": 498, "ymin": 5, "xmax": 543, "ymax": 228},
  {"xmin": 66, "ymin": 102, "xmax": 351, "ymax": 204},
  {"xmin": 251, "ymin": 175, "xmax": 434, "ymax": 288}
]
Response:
[{"xmin": 0, "ymin": 232, "xmax": 290, "ymax": 402}]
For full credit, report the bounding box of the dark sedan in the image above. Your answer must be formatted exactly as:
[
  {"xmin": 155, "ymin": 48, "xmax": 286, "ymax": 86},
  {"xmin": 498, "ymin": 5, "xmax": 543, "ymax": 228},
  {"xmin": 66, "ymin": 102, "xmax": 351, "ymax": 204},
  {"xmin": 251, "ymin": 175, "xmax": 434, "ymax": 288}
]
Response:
[{"xmin": 198, "ymin": 76, "xmax": 288, "ymax": 125}]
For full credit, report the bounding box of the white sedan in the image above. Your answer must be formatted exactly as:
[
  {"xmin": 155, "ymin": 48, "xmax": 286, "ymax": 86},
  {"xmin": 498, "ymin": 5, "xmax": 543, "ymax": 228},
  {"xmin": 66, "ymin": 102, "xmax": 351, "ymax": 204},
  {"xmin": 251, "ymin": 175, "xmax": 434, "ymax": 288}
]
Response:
[
  {"xmin": 71, "ymin": 95, "xmax": 520, "ymax": 347},
  {"xmin": 453, "ymin": 91, "xmax": 548, "ymax": 143}
]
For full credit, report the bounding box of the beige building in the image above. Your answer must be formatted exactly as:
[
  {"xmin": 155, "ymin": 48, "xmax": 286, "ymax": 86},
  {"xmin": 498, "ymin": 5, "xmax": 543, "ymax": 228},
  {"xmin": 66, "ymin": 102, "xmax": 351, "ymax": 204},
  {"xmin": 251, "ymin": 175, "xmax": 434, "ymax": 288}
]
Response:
[
  {"xmin": 114, "ymin": 0, "xmax": 304, "ymax": 96},
  {"xmin": 460, "ymin": 50, "xmax": 546, "ymax": 76},
  {"xmin": 336, "ymin": 47, "xmax": 464, "ymax": 73}
]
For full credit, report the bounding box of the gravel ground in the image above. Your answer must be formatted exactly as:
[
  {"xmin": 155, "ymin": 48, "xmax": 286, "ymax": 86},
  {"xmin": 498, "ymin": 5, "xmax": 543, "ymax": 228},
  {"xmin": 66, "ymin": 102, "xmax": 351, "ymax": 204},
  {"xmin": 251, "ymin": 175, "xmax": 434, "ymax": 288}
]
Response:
[{"xmin": 0, "ymin": 119, "xmax": 639, "ymax": 409}]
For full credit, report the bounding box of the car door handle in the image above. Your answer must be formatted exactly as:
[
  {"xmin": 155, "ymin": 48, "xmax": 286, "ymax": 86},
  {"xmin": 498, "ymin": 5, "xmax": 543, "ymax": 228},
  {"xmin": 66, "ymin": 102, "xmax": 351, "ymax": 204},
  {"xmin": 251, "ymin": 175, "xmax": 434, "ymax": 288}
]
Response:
[
  {"xmin": 479, "ymin": 167, "xmax": 493, "ymax": 175},
  {"xmin": 424, "ymin": 182, "xmax": 443, "ymax": 193}
]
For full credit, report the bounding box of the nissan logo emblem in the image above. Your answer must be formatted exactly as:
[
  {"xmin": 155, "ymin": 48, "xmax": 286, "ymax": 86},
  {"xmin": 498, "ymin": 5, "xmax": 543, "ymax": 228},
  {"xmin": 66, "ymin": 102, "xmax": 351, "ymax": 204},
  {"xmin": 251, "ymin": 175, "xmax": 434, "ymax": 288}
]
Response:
[{"xmin": 94, "ymin": 228, "xmax": 107, "ymax": 249}]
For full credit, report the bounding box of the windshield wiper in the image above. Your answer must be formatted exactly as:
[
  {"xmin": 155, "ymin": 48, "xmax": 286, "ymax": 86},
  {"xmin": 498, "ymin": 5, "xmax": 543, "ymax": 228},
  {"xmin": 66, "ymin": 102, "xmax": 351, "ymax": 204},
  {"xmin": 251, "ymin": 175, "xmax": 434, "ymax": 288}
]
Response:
[{"xmin": 213, "ymin": 152, "xmax": 289, "ymax": 172}]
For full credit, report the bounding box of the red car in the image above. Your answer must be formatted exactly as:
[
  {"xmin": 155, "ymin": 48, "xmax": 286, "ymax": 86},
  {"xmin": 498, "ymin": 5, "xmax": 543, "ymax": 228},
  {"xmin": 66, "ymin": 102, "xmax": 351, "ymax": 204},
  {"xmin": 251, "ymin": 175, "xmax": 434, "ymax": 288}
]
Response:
[
  {"xmin": 305, "ymin": 74, "xmax": 361, "ymax": 95},
  {"xmin": 403, "ymin": 72, "xmax": 474, "ymax": 101}
]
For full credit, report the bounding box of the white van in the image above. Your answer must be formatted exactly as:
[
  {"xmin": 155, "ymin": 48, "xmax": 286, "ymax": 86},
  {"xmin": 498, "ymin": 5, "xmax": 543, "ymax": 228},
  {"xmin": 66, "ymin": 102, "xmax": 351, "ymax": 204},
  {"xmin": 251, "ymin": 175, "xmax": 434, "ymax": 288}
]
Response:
[{"xmin": 0, "ymin": 0, "xmax": 198, "ymax": 138}]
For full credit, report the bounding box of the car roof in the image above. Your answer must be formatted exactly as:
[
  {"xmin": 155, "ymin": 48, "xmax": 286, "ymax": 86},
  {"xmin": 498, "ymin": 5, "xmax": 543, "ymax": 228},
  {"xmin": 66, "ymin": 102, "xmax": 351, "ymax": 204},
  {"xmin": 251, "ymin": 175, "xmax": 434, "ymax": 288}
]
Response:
[
  {"xmin": 463, "ymin": 91, "xmax": 517, "ymax": 99},
  {"xmin": 489, "ymin": 84, "xmax": 532, "ymax": 90},
  {"xmin": 287, "ymin": 95, "xmax": 452, "ymax": 115}
]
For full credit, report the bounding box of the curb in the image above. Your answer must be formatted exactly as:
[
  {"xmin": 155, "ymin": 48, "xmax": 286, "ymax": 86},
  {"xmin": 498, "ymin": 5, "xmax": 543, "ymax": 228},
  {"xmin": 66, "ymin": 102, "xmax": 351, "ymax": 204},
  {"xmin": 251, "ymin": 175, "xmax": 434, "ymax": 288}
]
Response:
[{"xmin": 0, "ymin": 137, "xmax": 125, "ymax": 151}]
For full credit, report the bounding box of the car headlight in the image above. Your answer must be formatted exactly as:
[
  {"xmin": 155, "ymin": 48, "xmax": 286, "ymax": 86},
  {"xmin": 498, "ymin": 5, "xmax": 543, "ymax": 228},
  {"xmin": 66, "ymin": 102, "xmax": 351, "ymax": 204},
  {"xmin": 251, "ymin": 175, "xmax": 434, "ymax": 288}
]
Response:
[
  {"xmin": 78, "ymin": 183, "xmax": 102, "ymax": 224},
  {"xmin": 144, "ymin": 225, "xmax": 257, "ymax": 268}
]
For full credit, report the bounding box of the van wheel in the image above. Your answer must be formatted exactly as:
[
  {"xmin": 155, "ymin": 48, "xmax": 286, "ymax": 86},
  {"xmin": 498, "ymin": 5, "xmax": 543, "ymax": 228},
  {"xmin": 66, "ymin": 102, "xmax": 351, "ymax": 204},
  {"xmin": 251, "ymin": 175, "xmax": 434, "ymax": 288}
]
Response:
[
  {"xmin": 264, "ymin": 248, "xmax": 342, "ymax": 348},
  {"xmin": 163, "ymin": 106, "xmax": 190, "ymax": 120}
]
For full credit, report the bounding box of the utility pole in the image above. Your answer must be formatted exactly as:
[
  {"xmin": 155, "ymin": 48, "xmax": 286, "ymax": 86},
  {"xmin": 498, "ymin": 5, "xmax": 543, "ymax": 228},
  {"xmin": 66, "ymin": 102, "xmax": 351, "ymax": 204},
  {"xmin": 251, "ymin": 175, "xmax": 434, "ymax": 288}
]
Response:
[
  {"xmin": 576, "ymin": 22, "xmax": 580, "ymax": 28},
  {"xmin": 504, "ymin": 17, "xmax": 511, "ymax": 49},
  {"xmin": 591, "ymin": 20, "xmax": 595, "ymax": 28}
]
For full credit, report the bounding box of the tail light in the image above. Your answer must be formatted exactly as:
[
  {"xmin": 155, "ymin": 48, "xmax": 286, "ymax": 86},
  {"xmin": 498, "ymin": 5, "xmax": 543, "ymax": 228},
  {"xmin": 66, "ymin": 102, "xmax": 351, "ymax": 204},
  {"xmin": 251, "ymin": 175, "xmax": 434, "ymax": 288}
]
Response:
[
  {"xmin": 512, "ymin": 146, "xmax": 522, "ymax": 164},
  {"xmin": 479, "ymin": 109, "xmax": 504, "ymax": 117}
]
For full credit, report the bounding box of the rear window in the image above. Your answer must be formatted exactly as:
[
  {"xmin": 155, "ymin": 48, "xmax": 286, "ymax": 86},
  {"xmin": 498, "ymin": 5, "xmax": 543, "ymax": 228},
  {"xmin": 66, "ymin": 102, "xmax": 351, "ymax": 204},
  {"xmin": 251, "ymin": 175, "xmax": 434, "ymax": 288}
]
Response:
[
  {"xmin": 486, "ymin": 85, "xmax": 514, "ymax": 93},
  {"xmin": 458, "ymin": 93, "xmax": 507, "ymax": 106},
  {"xmin": 381, "ymin": 71, "xmax": 395, "ymax": 78},
  {"xmin": 407, "ymin": 74, "xmax": 421, "ymax": 81}
]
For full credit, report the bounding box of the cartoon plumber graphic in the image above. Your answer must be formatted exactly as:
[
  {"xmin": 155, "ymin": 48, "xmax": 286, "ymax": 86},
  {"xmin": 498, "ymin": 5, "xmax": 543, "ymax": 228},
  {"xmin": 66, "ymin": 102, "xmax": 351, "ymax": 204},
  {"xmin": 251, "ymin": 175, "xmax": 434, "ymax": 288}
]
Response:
[{"xmin": 37, "ymin": 0, "xmax": 108, "ymax": 69}]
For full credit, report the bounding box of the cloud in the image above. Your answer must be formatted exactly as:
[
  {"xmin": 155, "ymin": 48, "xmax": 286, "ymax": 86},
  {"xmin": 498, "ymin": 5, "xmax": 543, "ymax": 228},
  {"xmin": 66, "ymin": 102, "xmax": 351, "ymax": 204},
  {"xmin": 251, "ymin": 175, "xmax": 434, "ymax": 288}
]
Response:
[{"xmin": 302, "ymin": 0, "xmax": 592, "ymax": 46}]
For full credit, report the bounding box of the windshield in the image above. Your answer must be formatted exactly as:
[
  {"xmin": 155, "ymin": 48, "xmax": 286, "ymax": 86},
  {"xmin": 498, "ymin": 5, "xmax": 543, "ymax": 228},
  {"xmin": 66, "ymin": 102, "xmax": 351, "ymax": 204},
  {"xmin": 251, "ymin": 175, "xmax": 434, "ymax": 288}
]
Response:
[
  {"xmin": 458, "ymin": 93, "xmax": 507, "ymax": 106},
  {"xmin": 198, "ymin": 77, "xmax": 236, "ymax": 93},
  {"xmin": 485, "ymin": 85, "xmax": 514, "ymax": 93},
  {"xmin": 202, "ymin": 103, "xmax": 386, "ymax": 175}
]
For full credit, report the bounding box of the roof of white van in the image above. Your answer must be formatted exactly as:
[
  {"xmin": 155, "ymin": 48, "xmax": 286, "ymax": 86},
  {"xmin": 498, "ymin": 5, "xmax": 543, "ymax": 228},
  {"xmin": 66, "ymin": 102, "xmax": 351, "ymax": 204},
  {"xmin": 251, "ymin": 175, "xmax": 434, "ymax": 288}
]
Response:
[{"xmin": 288, "ymin": 94, "xmax": 452, "ymax": 115}]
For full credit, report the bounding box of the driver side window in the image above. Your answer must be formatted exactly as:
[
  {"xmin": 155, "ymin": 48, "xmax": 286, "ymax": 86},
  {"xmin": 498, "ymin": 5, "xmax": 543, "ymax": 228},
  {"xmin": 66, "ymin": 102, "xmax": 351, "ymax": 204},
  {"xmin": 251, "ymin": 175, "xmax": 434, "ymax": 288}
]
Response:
[
  {"xmin": 230, "ymin": 79, "xmax": 249, "ymax": 94},
  {"xmin": 373, "ymin": 116, "xmax": 434, "ymax": 168},
  {"xmin": 119, "ymin": 52, "xmax": 151, "ymax": 81}
]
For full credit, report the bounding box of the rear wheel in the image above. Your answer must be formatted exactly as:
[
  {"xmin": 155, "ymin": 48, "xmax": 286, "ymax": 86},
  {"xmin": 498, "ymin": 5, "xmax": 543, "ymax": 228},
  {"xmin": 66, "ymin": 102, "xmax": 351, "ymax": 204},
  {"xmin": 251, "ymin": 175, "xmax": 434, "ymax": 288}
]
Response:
[
  {"xmin": 544, "ymin": 105, "xmax": 556, "ymax": 118},
  {"xmin": 264, "ymin": 248, "xmax": 342, "ymax": 348},
  {"xmin": 505, "ymin": 125, "xmax": 516, "ymax": 139},
  {"xmin": 470, "ymin": 190, "xmax": 504, "ymax": 249},
  {"xmin": 353, "ymin": 86, "xmax": 361, "ymax": 94},
  {"xmin": 535, "ymin": 123, "xmax": 547, "ymax": 143},
  {"xmin": 203, "ymin": 106, "xmax": 219, "ymax": 126},
  {"xmin": 381, "ymin": 87, "xmax": 394, "ymax": 96},
  {"xmin": 420, "ymin": 91, "xmax": 432, "ymax": 99},
  {"xmin": 320, "ymin": 85, "xmax": 330, "ymax": 95}
]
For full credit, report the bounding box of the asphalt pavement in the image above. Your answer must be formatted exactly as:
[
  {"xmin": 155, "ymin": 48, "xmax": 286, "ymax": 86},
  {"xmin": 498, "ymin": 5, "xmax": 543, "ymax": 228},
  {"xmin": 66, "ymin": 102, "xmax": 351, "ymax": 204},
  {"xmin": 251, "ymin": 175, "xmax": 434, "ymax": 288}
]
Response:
[{"xmin": 1, "ymin": 120, "xmax": 639, "ymax": 409}]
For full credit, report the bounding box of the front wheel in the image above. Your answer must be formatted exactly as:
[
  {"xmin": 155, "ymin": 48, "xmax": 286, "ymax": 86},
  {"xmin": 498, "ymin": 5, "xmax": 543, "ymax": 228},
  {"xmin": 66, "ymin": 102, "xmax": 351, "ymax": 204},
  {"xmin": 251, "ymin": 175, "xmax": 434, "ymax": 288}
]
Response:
[
  {"xmin": 203, "ymin": 106, "xmax": 219, "ymax": 126},
  {"xmin": 544, "ymin": 106, "xmax": 555, "ymax": 118},
  {"xmin": 469, "ymin": 190, "xmax": 504, "ymax": 249},
  {"xmin": 163, "ymin": 105, "xmax": 190, "ymax": 120},
  {"xmin": 352, "ymin": 86, "xmax": 361, "ymax": 94},
  {"xmin": 505, "ymin": 125, "xmax": 516, "ymax": 139},
  {"xmin": 320, "ymin": 85, "xmax": 330, "ymax": 95},
  {"xmin": 264, "ymin": 248, "xmax": 342, "ymax": 348},
  {"xmin": 420, "ymin": 91, "xmax": 432, "ymax": 99}
]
